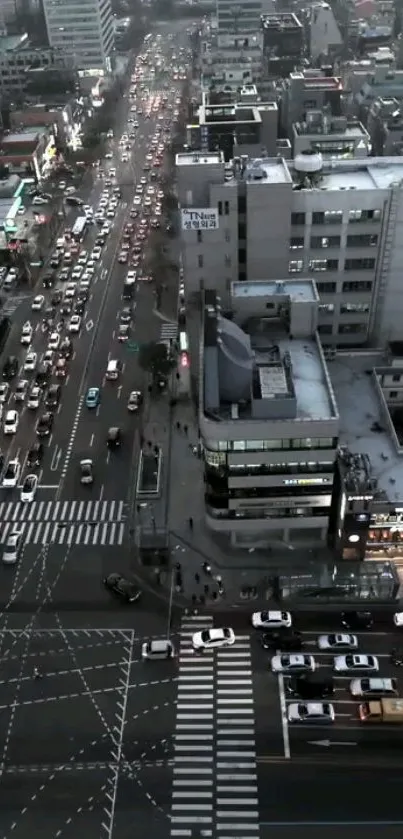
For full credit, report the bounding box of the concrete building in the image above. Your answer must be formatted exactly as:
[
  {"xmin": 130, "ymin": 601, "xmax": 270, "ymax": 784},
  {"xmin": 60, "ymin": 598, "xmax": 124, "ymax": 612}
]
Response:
[
  {"xmin": 367, "ymin": 96, "xmax": 403, "ymax": 156},
  {"xmin": 187, "ymin": 91, "xmax": 278, "ymax": 160},
  {"xmin": 200, "ymin": 284, "xmax": 338, "ymax": 548},
  {"xmin": 42, "ymin": 0, "xmax": 114, "ymax": 73},
  {"xmin": 201, "ymin": 30, "xmax": 263, "ymax": 93},
  {"xmin": 0, "ymin": 33, "xmax": 67, "ymax": 98},
  {"xmin": 176, "ymin": 150, "xmax": 403, "ymax": 349},
  {"xmin": 292, "ymin": 112, "xmax": 370, "ymax": 158},
  {"xmin": 216, "ymin": 0, "xmax": 271, "ymax": 35},
  {"xmin": 309, "ymin": 2, "xmax": 342, "ymax": 61},
  {"xmin": 280, "ymin": 70, "xmax": 344, "ymax": 139},
  {"xmin": 261, "ymin": 12, "xmax": 304, "ymax": 80}
]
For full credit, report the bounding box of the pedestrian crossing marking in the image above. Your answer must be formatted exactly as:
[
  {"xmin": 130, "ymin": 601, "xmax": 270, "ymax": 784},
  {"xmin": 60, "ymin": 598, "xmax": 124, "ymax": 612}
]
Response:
[
  {"xmin": 160, "ymin": 322, "xmax": 177, "ymax": 341},
  {"xmin": 0, "ymin": 499, "xmax": 126, "ymax": 546}
]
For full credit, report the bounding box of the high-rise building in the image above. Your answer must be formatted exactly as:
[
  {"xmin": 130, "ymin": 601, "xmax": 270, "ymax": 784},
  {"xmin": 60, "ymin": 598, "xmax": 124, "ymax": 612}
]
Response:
[{"xmin": 42, "ymin": 0, "xmax": 114, "ymax": 73}]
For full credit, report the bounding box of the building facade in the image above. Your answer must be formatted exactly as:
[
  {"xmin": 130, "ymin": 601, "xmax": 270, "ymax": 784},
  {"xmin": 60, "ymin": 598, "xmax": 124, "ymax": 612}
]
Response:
[
  {"xmin": 0, "ymin": 33, "xmax": 67, "ymax": 98},
  {"xmin": 176, "ymin": 151, "xmax": 403, "ymax": 349},
  {"xmin": 42, "ymin": 0, "xmax": 114, "ymax": 73}
]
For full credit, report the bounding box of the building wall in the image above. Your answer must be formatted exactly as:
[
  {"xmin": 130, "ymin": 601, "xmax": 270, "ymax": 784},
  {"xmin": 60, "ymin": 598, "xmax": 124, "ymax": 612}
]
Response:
[{"xmin": 43, "ymin": 0, "xmax": 114, "ymax": 72}]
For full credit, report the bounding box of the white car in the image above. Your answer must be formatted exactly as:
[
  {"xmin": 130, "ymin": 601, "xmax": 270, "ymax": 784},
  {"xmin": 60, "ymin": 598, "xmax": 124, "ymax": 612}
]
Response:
[
  {"xmin": 287, "ymin": 702, "xmax": 335, "ymax": 724},
  {"xmin": 64, "ymin": 283, "xmax": 77, "ymax": 299},
  {"xmin": 69, "ymin": 315, "xmax": 81, "ymax": 333},
  {"xmin": 0, "ymin": 383, "xmax": 9, "ymax": 403},
  {"xmin": 133, "ymin": 196, "xmax": 142, "ymax": 206},
  {"xmin": 122, "ymin": 153, "xmax": 129, "ymax": 162},
  {"xmin": 43, "ymin": 350, "xmax": 54, "ymax": 367},
  {"xmin": 78, "ymin": 251, "xmax": 88, "ymax": 265},
  {"xmin": 3, "ymin": 409, "xmax": 18, "ymax": 434},
  {"xmin": 350, "ymin": 677, "xmax": 398, "ymax": 698},
  {"xmin": 27, "ymin": 386, "xmax": 41, "ymax": 409},
  {"xmin": 23, "ymin": 350, "xmax": 37, "ymax": 372},
  {"xmin": 271, "ymin": 654, "xmax": 316, "ymax": 674},
  {"xmin": 393, "ymin": 612, "xmax": 403, "ymax": 627},
  {"xmin": 2, "ymin": 530, "xmax": 22, "ymax": 565},
  {"xmin": 109, "ymin": 168, "xmax": 116, "ymax": 177},
  {"xmin": 86, "ymin": 260, "xmax": 95, "ymax": 273},
  {"xmin": 192, "ymin": 627, "xmax": 235, "ymax": 651},
  {"xmin": 79, "ymin": 278, "xmax": 91, "ymax": 289},
  {"xmin": 105, "ymin": 152, "xmax": 113, "ymax": 160},
  {"xmin": 126, "ymin": 271, "xmax": 137, "ymax": 282},
  {"xmin": 92, "ymin": 247, "xmax": 102, "ymax": 260},
  {"xmin": 333, "ymin": 654, "xmax": 379, "ymax": 673},
  {"xmin": 48, "ymin": 332, "xmax": 60, "ymax": 351},
  {"xmin": 317, "ymin": 633, "xmax": 358, "ymax": 651},
  {"xmin": 20, "ymin": 474, "xmax": 38, "ymax": 502},
  {"xmin": 32, "ymin": 294, "xmax": 45, "ymax": 311},
  {"xmin": 107, "ymin": 208, "xmax": 115, "ymax": 218},
  {"xmin": 252, "ymin": 610, "xmax": 292, "ymax": 630},
  {"xmin": 2, "ymin": 458, "xmax": 21, "ymax": 487},
  {"xmin": 71, "ymin": 268, "xmax": 82, "ymax": 281},
  {"xmin": 20, "ymin": 321, "xmax": 33, "ymax": 345}
]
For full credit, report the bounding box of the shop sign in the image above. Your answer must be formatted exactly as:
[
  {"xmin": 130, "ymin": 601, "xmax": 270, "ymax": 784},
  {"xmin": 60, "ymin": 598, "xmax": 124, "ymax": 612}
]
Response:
[{"xmin": 181, "ymin": 208, "xmax": 219, "ymax": 231}]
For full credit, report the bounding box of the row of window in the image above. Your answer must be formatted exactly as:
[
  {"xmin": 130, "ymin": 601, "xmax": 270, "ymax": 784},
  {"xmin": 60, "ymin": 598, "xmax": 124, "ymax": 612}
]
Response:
[
  {"xmin": 319, "ymin": 302, "xmax": 370, "ymax": 315},
  {"xmin": 316, "ymin": 280, "xmax": 372, "ymax": 293},
  {"xmin": 206, "ymin": 505, "xmax": 330, "ymax": 519},
  {"xmin": 291, "ymin": 209, "xmax": 381, "ymax": 226},
  {"xmin": 318, "ymin": 323, "xmax": 367, "ymax": 335},
  {"xmin": 290, "ymin": 234, "xmax": 378, "ymax": 250},
  {"xmin": 289, "ymin": 258, "xmax": 375, "ymax": 273},
  {"xmin": 205, "ymin": 438, "xmax": 337, "ymax": 453}
]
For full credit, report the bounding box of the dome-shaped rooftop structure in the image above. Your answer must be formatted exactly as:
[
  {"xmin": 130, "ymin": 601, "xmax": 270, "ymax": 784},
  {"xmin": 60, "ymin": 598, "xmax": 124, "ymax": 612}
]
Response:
[{"xmin": 294, "ymin": 150, "xmax": 323, "ymax": 175}]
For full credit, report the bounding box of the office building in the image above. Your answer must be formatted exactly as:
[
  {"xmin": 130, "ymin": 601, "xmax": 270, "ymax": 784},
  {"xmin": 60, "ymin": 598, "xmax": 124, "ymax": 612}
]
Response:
[
  {"xmin": 261, "ymin": 12, "xmax": 304, "ymax": 80},
  {"xmin": 217, "ymin": 0, "xmax": 271, "ymax": 35},
  {"xmin": 43, "ymin": 0, "xmax": 114, "ymax": 73},
  {"xmin": 280, "ymin": 70, "xmax": 344, "ymax": 139},
  {"xmin": 292, "ymin": 112, "xmax": 370, "ymax": 158},
  {"xmin": 176, "ymin": 150, "xmax": 403, "ymax": 349},
  {"xmin": 0, "ymin": 33, "xmax": 67, "ymax": 98},
  {"xmin": 187, "ymin": 91, "xmax": 278, "ymax": 161}
]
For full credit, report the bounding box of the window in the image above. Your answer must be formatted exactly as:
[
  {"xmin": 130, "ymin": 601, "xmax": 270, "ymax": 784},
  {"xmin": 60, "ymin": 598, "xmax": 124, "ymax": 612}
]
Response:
[
  {"xmin": 225, "ymin": 230, "xmax": 231, "ymax": 242},
  {"xmin": 197, "ymin": 230, "xmax": 202, "ymax": 243},
  {"xmin": 338, "ymin": 323, "xmax": 367, "ymax": 335},
  {"xmin": 239, "ymin": 248, "xmax": 246, "ymax": 264},
  {"xmin": 225, "ymin": 254, "xmax": 231, "ymax": 266},
  {"xmin": 238, "ymin": 195, "xmax": 246, "ymax": 213},
  {"xmin": 309, "ymin": 259, "xmax": 338, "ymax": 272},
  {"xmin": 346, "ymin": 234, "xmax": 378, "ymax": 247},
  {"xmin": 318, "ymin": 324, "xmax": 333, "ymax": 335},
  {"xmin": 238, "ymin": 222, "xmax": 246, "ymax": 239},
  {"xmin": 224, "ymin": 201, "xmax": 229, "ymax": 215},
  {"xmin": 312, "ymin": 210, "xmax": 343, "ymax": 225},
  {"xmin": 316, "ymin": 281, "xmax": 337, "ymax": 293},
  {"xmin": 218, "ymin": 201, "xmax": 223, "ymax": 216},
  {"xmin": 289, "ymin": 260, "xmax": 303, "ymax": 273},
  {"xmin": 310, "ymin": 236, "xmax": 341, "ymax": 249},
  {"xmin": 340, "ymin": 302, "xmax": 369, "ymax": 314},
  {"xmin": 198, "ymin": 254, "xmax": 204, "ymax": 268},
  {"xmin": 291, "ymin": 212, "xmax": 305, "ymax": 226},
  {"xmin": 344, "ymin": 258, "xmax": 375, "ymax": 271},
  {"xmin": 290, "ymin": 237, "xmax": 304, "ymax": 249},
  {"xmin": 390, "ymin": 391, "xmax": 398, "ymax": 398},
  {"xmin": 319, "ymin": 303, "xmax": 334, "ymax": 313},
  {"xmin": 348, "ymin": 209, "xmax": 382, "ymax": 223},
  {"xmin": 342, "ymin": 280, "xmax": 372, "ymax": 293},
  {"xmin": 392, "ymin": 374, "xmax": 401, "ymax": 383}
]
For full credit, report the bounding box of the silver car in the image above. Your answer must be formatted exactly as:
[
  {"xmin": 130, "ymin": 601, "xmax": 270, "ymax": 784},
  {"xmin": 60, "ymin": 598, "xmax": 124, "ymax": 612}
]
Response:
[{"xmin": 318, "ymin": 633, "xmax": 358, "ymax": 651}]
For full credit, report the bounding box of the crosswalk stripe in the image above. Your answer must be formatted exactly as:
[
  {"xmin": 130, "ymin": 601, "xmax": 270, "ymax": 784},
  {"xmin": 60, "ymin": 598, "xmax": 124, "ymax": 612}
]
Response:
[{"xmin": 0, "ymin": 500, "xmax": 127, "ymax": 546}]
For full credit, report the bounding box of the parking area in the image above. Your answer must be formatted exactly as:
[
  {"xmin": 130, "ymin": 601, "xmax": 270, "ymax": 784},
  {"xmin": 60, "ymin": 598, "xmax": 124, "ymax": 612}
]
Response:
[{"xmin": 0, "ymin": 627, "xmax": 178, "ymax": 839}]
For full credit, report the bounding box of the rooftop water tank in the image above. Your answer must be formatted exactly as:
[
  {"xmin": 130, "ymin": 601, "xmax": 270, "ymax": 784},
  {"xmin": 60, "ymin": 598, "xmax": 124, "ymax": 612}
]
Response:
[{"xmin": 294, "ymin": 150, "xmax": 323, "ymax": 174}]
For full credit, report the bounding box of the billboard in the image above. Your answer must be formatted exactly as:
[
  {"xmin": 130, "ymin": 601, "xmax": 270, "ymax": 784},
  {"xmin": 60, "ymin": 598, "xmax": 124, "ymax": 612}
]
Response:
[{"xmin": 181, "ymin": 208, "xmax": 219, "ymax": 232}]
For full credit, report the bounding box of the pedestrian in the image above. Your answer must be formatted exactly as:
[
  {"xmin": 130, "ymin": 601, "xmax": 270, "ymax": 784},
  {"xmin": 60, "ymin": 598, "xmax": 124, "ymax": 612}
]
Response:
[
  {"xmin": 183, "ymin": 424, "xmax": 188, "ymax": 435},
  {"xmin": 176, "ymin": 421, "xmax": 181, "ymax": 431},
  {"xmin": 204, "ymin": 584, "xmax": 209, "ymax": 595},
  {"xmin": 188, "ymin": 516, "xmax": 193, "ymax": 530},
  {"xmin": 199, "ymin": 594, "xmax": 205, "ymax": 605},
  {"xmin": 202, "ymin": 561, "xmax": 211, "ymax": 575},
  {"xmin": 33, "ymin": 666, "xmax": 42, "ymax": 680},
  {"xmin": 215, "ymin": 574, "xmax": 222, "ymax": 585},
  {"xmin": 194, "ymin": 572, "xmax": 200, "ymax": 584},
  {"xmin": 191, "ymin": 594, "xmax": 197, "ymax": 606}
]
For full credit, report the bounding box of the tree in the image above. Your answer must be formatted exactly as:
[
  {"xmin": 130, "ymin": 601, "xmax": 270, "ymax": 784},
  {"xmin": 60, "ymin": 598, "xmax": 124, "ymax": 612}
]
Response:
[{"xmin": 138, "ymin": 341, "xmax": 175, "ymax": 385}]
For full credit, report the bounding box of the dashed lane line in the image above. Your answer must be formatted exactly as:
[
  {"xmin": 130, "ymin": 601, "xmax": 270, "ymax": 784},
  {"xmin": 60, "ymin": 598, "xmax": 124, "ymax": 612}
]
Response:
[
  {"xmin": 0, "ymin": 660, "xmax": 127, "ymax": 685},
  {"xmin": 3, "ymin": 759, "xmax": 174, "ymax": 775},
  {"xmin": 0, "ymin": 678, "xmax": 177, "ymax": 709},
  {"xmin": 0, "ymin": 632, "xmax": 177, "ymax": 664}
]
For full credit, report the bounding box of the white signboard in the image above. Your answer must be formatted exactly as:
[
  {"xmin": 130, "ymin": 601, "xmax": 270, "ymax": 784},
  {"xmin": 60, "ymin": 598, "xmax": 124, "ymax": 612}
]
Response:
[{"xmin": 181, "ymin": 208, "xmax": 219, "ymax": 232}]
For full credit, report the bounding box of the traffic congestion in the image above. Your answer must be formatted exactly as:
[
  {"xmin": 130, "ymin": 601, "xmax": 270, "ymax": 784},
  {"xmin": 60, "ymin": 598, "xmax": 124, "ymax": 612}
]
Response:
[{"xmin": 0, "ymin": 25, "xmax": 191, "ymax": 553}]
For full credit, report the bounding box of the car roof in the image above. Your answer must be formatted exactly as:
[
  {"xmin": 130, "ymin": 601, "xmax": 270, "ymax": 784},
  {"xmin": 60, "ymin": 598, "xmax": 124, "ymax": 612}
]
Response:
[{"xmin": 149, "ymin": 639, "xmax": 172, "ymax": 652}]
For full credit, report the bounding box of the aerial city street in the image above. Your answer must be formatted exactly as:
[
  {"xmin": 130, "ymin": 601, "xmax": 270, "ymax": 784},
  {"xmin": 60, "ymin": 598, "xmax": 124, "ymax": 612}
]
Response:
[{"xmin": 1, "ymin": 8, "xmax": 403, "ymax": 839}]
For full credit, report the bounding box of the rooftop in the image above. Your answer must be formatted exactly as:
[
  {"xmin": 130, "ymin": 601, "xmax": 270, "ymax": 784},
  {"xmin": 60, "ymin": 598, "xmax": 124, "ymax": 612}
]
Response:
[
  {"xmin": 294, "ymin": 118, "xmax": 368, "ymax": 138},
  {"xmin": 331, "ymin": 353, "xmax": 403, "ymax": 501},
  {"xmin": 2, "ymin": 131, "xmax": 40, "ymax": 144},
  {"xmin": 0, "ymin": 35, "xmax": 28, "ymax": 53},
  {"xmin": 232, "ymin": 279, "xmax": 317, "ymax": 302},
  {"xmin": 261, "ymin": 12, "xmax": 302, "ymax": 29},
  {"xmin": 243, "ymin": 157, "xmax": 293, "ymax": 185}
]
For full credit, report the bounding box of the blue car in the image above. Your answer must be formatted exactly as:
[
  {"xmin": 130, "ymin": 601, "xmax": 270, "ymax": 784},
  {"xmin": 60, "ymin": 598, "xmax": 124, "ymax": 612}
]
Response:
[{"xmin": 86, "ymin": 387, "xmax": 100, "ymax": 409}]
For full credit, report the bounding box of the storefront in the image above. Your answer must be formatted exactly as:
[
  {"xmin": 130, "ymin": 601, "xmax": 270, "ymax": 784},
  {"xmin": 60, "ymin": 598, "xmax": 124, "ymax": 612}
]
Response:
[{"xmin": 366, "ymin": 509, "xmax": 403, "ymax": 560}]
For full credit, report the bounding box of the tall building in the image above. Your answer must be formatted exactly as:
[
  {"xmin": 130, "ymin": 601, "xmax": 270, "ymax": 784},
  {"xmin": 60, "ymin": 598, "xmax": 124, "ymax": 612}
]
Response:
[{"xmin": 42, "ymin": 0, "xmax": 114, "ymax": 73}]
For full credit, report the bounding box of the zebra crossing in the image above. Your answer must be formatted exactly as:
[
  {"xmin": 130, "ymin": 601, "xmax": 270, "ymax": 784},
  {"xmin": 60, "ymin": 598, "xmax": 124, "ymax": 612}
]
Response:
[
  {"xmin": 0, "ymin": 499, "xmax": 126, "ymax": 546},
  {"xmin": 160, "ymin": 321, "xmax": 177, "ymax": 343},
  {"xmin": 170, "ymin": 614, "xmax": 260, "ymax": 839}
]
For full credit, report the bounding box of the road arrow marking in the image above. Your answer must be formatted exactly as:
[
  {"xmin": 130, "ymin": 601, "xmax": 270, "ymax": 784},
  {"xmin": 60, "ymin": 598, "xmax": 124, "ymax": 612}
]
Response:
[
  {"xmin": 308, "ymin": 740, "xmax": 357, "ymax": 747},
  {"xmin": 86, "ymin": 319, "xmax": 94, "ymax": 332}
]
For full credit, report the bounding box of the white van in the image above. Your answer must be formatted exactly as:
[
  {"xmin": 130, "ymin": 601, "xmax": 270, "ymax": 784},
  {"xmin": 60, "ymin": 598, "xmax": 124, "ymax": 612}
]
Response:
[{"xmin": 106, "ymin": 359, "xmax": 120, "ymax": 380}]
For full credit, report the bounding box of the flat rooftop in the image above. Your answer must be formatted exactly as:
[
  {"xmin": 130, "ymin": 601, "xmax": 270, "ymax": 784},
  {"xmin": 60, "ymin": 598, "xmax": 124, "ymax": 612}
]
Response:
[
  {"xmin": 330, "ymin": 353, "xmax": 403, "ymax": 501},
  {"xmin": 261, "ymin": 12, "xmax": 302, "ymax": 29},
  {"xmin": 244, "ymin": 157, "xmax": 293, "ymax": 185},
  {"xmin": 232, "ymin": 279, "xmax": 317, "ymax": 302},
  {"xmin": 259, "ymin": 336, "xmax": 335, "ymax": 421},
  {"xmin": 176, "ymin": 151, "xmax": 224, "ymax": 166},
  {"xmin": 0, "ymin": 36, "xmax": 27, "ymax": 53},
  {"xmin": 2, "ymin": 132, "xmax": 39, "ymax": 144},
  {"xmin": 294, "ymin": 120, "xmax": 367, "ymax": 137},
  {"xmin": 292, "ymin": 157, "xmax": 403, "ymax": 191}
]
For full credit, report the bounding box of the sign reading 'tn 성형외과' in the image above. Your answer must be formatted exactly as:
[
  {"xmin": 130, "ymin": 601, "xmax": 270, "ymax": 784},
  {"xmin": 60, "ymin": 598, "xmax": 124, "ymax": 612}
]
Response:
[{"xmin": 181, "ymin": 208, "xmax": 219, "ymax": 231}]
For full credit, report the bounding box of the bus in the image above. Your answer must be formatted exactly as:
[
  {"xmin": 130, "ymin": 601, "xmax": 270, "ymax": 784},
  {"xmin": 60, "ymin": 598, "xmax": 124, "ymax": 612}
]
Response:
[{"xmin": 72, "ymin": 216, "xmax": 87, "ymax": 242}]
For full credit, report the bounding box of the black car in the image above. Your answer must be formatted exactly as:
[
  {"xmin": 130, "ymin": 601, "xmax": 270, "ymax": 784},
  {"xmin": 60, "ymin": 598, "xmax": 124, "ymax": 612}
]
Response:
[
  {"xmin": 107, "ymin": 427, "xmax": 121, "ymax": 449},
  {"xmin": 43, "ymin": 271, "xmax": 55, "ymax": 288},
  {"xmin": 341, "ymin": 611, "xmax": 373, "ymax": 631},
  {"xmin": 45, "ymin": 384, "xmax": 61, "ymax": 408},
  {"xmin": 261, "ymin": 630, "xmax": 303, "ymax": 652},
  {"xmin": 287, "ymin": 675, "xmax": 335, "ymax": 700},
  {"xmin": 103, "ymin": 573, "xmax": 141, "ymax": 604},
  {"xmin": 35, "ymin": 365, "xmax": 51, "ymax": 388},
  {"xmin": 77, "ymin": 289, "xmax": 89, "ymax": 303},
  {"xmin": 58, "ymin": 268, "xmax": 70, "ymax": 282},
  {"xmin": 2, "ymin": 356, "xmax": 18, "ymax": 380},
  {"xmin": 49, "ymin": 254, "xmax": 61, "ymax": 269},
  {"xmin": 60, "ymin": 301, "xmax": 72, "ymax": 316},
  {"xmin": 36, "ymin": 411, "xmax": 54, "ymax": 437},
  {"xmin": 27, "ymin": 442, "xmax": 44, "ymax": 468},
  {"xmin": 74, "ymin": 299, "xmax": 86, "ymax": 316},
  {"xmin": 51, "ymin": 290, "xmax": 62, "ymax": 306},
  {"xmin": 65, "ymin": 196, "xmax": 83, "ymax": 206}
]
